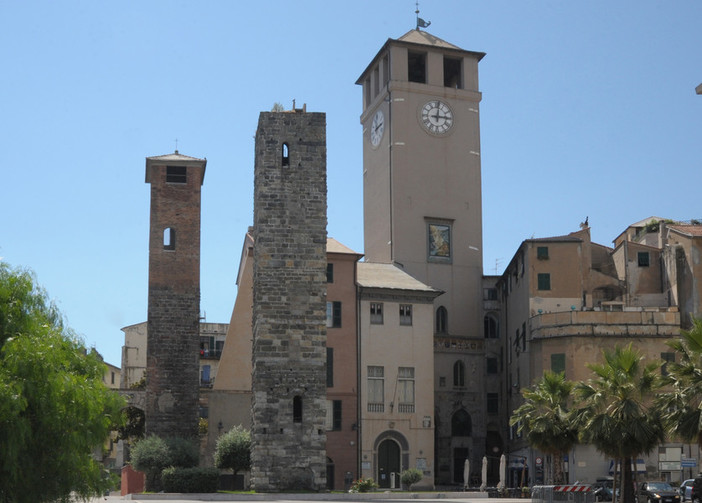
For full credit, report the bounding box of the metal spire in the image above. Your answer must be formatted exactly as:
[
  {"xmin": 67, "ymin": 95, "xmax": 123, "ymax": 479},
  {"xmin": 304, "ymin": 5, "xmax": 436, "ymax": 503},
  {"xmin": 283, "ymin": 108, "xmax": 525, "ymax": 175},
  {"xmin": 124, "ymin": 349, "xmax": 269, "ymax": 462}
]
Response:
[{"xmin": 415, "ymin": 1, "xmax": 431, "ymax": 30}]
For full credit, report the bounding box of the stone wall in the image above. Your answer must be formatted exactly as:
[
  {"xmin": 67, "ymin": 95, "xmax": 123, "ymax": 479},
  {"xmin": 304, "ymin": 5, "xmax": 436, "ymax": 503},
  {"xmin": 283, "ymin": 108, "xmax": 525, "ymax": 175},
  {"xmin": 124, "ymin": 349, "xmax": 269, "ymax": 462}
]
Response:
[{"xmin": 251, "ymin": 111, "xmax": 328, "ymax": 491}]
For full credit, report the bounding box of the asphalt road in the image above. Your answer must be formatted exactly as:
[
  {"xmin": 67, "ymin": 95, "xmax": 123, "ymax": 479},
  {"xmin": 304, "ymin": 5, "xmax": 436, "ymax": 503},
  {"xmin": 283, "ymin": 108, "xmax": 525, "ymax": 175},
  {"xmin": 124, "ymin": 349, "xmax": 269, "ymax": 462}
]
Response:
[{"xmin": 91, "ymin": 496, "xmax": 527, "ymax": 503}]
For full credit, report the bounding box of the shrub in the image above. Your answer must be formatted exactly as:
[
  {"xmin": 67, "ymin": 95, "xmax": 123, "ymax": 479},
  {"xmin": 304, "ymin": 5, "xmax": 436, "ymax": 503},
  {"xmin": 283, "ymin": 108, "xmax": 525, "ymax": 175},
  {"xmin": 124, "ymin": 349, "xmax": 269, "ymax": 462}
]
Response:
[
  {"xmin": 164, "ymin": 436, "xmax": 198, "ymax": 468},
  {"xmin": 162, "ymin": 466, "xmax": 219, "ymax": 493},
  {"xmin": 130, "ymin": 435, "xmax": 199, "ymax": 491},
  {"xmin": 130, "ymin": 435, "xmax": 170, "ymax": 492},
  {"xmin": 400, "ymin": 468, "xmax": 423, "ymax": 489},
  {"xmin": 214, "ymin": 425, "xmax": 251, "ymax": 476},
  {"xmin": 198, "ymin": 417, "xmax": 208, "ymax": 436},
  {"xmin": 349, "ymin": 477, "xmax": 379, "ymax": 493}
]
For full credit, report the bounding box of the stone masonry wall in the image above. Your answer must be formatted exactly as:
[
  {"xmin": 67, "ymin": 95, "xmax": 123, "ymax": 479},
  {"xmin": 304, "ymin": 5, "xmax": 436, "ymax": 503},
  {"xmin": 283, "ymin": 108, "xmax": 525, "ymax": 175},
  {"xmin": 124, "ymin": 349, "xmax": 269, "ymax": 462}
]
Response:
[{"xmin": 251, "ymin": 111, "xmax": 328, "ymax": 491}]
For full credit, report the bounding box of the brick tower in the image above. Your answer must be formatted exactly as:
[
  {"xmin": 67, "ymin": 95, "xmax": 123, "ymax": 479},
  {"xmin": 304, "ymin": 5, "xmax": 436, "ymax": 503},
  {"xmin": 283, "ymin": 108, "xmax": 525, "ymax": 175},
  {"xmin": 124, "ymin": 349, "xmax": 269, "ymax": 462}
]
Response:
[
  {"xmin": 144, "ymin": 151, "xmax": 206, "ymax": 438},
  {"xmin": 251, "ymin": 109, "xmax": 328, "ymax": 491}
]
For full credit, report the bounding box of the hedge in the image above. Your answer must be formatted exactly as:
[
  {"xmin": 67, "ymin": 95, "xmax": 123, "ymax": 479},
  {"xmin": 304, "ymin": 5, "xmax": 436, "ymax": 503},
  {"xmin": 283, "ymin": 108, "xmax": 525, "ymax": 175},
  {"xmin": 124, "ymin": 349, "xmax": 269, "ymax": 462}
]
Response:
[{"xmin": 161, "ymin": 466, "xmax": 219, "ymax": 493}]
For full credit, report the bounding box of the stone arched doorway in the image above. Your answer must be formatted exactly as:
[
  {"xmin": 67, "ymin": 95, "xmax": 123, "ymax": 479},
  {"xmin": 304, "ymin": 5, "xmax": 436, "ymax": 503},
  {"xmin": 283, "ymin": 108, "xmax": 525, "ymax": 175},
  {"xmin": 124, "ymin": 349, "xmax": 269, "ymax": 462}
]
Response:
[
  {"xmin": 374, "ymin": 430, "xmax": 409, "ymax": 489},
  {"xmin": 378, "ymin": 439, "xmax": 400, "ymax": 488}
]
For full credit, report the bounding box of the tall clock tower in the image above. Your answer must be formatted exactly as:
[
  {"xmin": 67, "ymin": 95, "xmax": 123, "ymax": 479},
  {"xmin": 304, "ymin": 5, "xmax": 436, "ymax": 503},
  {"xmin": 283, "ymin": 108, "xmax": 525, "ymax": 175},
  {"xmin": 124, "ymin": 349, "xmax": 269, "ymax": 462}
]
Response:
[{"xmin": 357, "ymin": 29, "xmax": 490, "ymax": 485}]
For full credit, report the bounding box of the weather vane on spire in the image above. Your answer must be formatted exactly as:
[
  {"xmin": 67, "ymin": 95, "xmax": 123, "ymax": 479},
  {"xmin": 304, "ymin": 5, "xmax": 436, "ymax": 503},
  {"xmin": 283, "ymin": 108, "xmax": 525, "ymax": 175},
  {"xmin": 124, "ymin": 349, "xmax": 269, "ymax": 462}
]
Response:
[{"xmin": 415, "ymin": 1, "xmax": 431, "ymax": 30}]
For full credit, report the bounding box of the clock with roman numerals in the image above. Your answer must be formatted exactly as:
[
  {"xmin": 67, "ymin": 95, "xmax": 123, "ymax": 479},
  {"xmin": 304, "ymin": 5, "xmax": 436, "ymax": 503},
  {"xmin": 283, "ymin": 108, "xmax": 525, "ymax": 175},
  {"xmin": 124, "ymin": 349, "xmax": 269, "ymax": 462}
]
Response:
[{"xmin": 420, "ymin": 100, "xmax": 453, "ymax": 135}]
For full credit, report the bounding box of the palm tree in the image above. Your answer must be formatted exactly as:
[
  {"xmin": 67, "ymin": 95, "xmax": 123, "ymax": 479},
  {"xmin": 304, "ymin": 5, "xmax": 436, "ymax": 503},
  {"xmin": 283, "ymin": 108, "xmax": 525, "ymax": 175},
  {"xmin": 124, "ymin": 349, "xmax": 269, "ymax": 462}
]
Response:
[
  {"xmin": 574, "ymin": 344, "xmax": 665, "ymax": 503},
  {"xmin": 509, "ymin": 370, "xmax": 578, "ymax": 484},
  {"xmin": 657, "ymin": 318, "xmax": 702, "ymax": 446}
]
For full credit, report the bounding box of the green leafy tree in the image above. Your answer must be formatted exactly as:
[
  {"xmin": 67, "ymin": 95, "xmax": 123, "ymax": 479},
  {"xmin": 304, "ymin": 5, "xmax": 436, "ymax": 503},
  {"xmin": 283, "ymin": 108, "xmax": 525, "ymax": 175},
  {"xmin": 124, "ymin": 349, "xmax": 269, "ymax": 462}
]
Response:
[
  {"xmin": 0, "ymin": 263, "xmax": 125, "ymax": 503},
  {"xmin": 131, "ymin": 435, "xmax": 171, "ymax": 492},
  {"xmin": 400, "ymin": 468, "xmax": 423, "ymax": 489},
  {"xmin": 118, "ymin": 405, "xmax": 145, "ymax": 443},
  {"xmin": 509, "ymin": 370, "xmax": 578, "ymax": 484},
  {"xmin": 164, "ymin": 436, "xmax": 199, "ymax": 468},
  {"xmin": 657, "ymin": 318, "xmax": 702, "ymax": 446},
  {"xmin": 574, "ymin": 344, "xmax": 665, "ymax": 503},
  {"xmin": 214, "ymin": 425, "xmax": 251, "ymax": 477},
  {"xmin": 130, "ymin": 435, "xmax": 198, "ymax": 491}
]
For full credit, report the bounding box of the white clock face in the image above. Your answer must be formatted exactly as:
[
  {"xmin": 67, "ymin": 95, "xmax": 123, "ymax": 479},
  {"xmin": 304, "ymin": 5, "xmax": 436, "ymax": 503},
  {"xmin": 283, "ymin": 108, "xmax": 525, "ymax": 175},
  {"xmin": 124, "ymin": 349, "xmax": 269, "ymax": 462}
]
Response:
[
  {"xmin": 370, "ymin": 109, "xmax": 385, "ymax": 147},
  {"xmin": 420, "ymin": 100, "xmax": 453, "ymax": 135}
]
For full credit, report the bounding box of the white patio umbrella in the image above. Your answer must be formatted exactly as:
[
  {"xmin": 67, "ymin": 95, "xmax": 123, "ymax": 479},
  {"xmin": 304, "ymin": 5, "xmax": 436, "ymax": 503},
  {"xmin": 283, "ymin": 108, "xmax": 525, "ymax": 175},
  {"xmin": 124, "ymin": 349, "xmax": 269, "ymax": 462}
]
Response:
[
  {"xmin": 463, "ymin": 458, "xmax": 470, "ymax": 489},
  {"xmin": 480, "ymin": 456, "xmax": 488, "ymax": 491},
  {"xmin": 497, "ymin": 454, "xmax": 506, "ymax": 490}
]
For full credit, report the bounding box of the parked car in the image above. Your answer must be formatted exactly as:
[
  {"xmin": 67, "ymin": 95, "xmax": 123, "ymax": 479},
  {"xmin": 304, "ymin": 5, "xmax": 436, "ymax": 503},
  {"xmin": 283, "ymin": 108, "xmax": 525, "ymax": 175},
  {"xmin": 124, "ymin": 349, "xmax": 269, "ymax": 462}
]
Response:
[
  {"xmin": 636, "ymin": 481, "xmax": 681, "ymax": 503},
  {"xmin": 593, "ymin": 477, "xmax": 615, "ymax": 502},
  {"xmin": 691, "ymin": 475, "xmax": 702, "ymax": 503},
  {"xmin": 680, "ymin": 479, "xmax": 694, "ymax": 501}
]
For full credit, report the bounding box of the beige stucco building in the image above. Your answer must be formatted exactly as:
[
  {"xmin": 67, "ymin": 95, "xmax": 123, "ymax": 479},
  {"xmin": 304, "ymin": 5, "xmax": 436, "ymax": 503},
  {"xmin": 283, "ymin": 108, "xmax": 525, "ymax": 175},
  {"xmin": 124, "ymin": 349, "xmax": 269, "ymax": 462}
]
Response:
[
  {"xmin": 357, "ymin": 262, "xmax": 441, "ymax": 489},
  {"xmin": 500, "ymin": 218, "xmax": 702, "ymax": 485},
  {"xmin": 357, "ymin": 28, "xmax": 490, "ymax": 487}
]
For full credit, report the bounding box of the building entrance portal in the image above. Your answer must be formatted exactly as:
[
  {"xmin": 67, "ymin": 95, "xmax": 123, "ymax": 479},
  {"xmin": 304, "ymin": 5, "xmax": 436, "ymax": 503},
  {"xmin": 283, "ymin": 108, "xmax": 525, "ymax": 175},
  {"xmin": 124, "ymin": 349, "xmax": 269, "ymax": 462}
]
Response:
[{"xmin": 378, "ymin": 439, "xmax": 401, "ymax": 488}]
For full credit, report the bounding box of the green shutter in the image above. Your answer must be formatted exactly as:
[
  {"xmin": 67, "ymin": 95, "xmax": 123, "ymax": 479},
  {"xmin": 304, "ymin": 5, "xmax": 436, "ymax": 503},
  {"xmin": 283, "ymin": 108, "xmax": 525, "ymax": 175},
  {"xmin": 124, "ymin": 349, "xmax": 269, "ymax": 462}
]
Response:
[{"xmin": 551, "ymin": 353, "xmax": 566, "ymax": 374}]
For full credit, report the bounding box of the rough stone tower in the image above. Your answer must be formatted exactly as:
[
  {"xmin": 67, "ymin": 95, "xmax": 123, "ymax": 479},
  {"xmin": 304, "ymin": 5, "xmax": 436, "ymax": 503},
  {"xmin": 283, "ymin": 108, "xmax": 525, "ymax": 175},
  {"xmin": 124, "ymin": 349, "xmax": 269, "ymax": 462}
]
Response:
[
  {"xmin": 144, "ymin": 151, "xmax": 206, "ymax": 438},
  {"xmin": 251, "ymin": 109, "xmax": 328, "ymax": 491}
]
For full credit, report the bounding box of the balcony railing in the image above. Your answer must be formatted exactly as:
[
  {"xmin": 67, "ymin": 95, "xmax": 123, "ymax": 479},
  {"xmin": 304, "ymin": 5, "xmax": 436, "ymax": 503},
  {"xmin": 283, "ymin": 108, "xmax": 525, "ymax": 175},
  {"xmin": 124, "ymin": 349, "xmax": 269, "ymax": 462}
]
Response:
[
  {"xmin": 198, "ymin": 349, "xmax": 222, "ymax": 359},
  {"xmin": 398, "ymin": 403, "xmax": 415, "ymax": 413},
  {"xmin": 367, "ymin": 402, "xmax": 384, "ymax": 413}
]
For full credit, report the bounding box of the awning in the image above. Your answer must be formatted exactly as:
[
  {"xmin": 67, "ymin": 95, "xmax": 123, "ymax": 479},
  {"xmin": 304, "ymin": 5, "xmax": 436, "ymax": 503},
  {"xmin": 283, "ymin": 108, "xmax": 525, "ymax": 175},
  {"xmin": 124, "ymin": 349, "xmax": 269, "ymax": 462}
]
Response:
[
  {"xmin": 608, "ymin": 459, "xmax": 646, "ymax": 474},
  {"xmin": 510, "ymin": 459, "xmax": 529, "ymax": 470}
]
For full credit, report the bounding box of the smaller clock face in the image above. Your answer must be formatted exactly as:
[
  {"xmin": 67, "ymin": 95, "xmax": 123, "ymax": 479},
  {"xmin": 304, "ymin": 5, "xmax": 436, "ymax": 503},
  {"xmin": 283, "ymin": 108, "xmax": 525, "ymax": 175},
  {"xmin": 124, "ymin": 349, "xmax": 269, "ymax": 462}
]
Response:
[
  {"xmin": 420, "ymin": 100, "xmax": 454, "ymax": 135},
  {"xmin": 370, "ymin": 109, "xmax": 385, "ymax": 147}
]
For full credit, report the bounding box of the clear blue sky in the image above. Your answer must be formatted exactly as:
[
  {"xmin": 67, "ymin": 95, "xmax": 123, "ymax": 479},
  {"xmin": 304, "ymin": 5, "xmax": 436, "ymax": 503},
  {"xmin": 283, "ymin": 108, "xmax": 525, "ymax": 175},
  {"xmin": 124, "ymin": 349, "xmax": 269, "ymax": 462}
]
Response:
[{"xmin": 1, "ymin": 1, "xmax": 700, "ymax": 366}]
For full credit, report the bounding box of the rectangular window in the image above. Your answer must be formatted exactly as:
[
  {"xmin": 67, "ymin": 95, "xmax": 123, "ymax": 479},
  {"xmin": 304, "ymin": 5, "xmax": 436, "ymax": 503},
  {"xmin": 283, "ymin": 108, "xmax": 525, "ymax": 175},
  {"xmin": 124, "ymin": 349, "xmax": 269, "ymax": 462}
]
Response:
[
  {"xmin": 326, "ymin": 347, "xmax": 333, "ymax": 387},
  {"xmin": 399, "ymin": 304, "xmax": 413, "ymax": 326},
  {"xmin": 537, "ymin": 273, "xmax": 551, "ymax": 290},
  {"xmin": 484, "ymin": 288, "xmax": 498, "ymax": 300},
  {"xmin": 661, "ymin": 352, "xmax": 675, "ymax": 376},
  {"xmin": 325, "ymin": 400, "xmax": 342, "ymax": 431},
  {"xmin": 427, "ymin": 222, "xmax": 452, "ymax": 262},
  {"xmin": 537, "ymin": 246, "xmax": 549, "ymax": 260},
  {"xmin": 367, "ymin": 366, "xmax": 384, "ymax": 412},
  {"xmin": 381, "ymin": 55, "xmax": 389, "ymax": 86},
  {"xmin": 439, "ymin": 376, "xmax": 446, "ymax": 387},
  {"xmin": 364, "ymin": 77, "xmax": 371, "ymax": 108},
  {"xmin": 372, "ymin": 67, "xmax": 379, "ymax": 98},
  {"xmin": 486, "ymin": 357, "xmax": 498, "ymax": 374},
  {"xmin": 201, "ymin": 364, "xmax": 211, "ymax": 385},
  {"xmin": 443, "ymin": 56, "xmax": 462, "ymax": 88},
  {"xmin": 398, "ymin": 367, "xmax": 415, "ymax": 413},
  {"xmin": 370, "ymin": 302, "xmax": 384, "ymax": 324},
  {"xmin": 408, "ymin": 51, "xmax": 427, "ymax": 83},
  {"xmin": 326, "ymin": 301, "xmax": 341, "ymax": 328},
  {"xmin": 638, "ymin": 252, "xmax": 650, "ymax": 267},
  {"xmin": 326, "ymin": 263, "xmax": 334, "ymax": 283},
  {"xmin": 551, "ymin": 353, "xmax": 566, "ymax": 374},
  {"xmin": 487, "ymin": 393, "xmax": 498, "ymax": 415},
  {"xmin": 166, "ymin": 165, "xmax": 187, "ymax": 183}
]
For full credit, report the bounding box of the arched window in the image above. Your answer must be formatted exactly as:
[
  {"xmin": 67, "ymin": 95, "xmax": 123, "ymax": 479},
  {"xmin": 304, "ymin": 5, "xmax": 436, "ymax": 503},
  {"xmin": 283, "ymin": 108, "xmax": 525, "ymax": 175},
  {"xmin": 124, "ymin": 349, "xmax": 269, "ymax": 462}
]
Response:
[
  {"xmin": 282, "ymin": 143, "xmax": 290, "ymax": 166},
  {"xmin": 293, "ymin": 395, "xmax": 302, "ymax": 423},
  {"xmin": 451, "ymin": 409, "xmax": 472, "ymax": 436},
  {"xmin": 453, "ymin": 361, "xmax": 465, "ymax": 387},
  {"xmin": 163, "ymin": 227, "xmax": 175, "ymax": 250},
  {"xmin": 436, "ymin": 306, "xmax": 447, "ymax": 333},
  {"xmin": 484, "ymin": 314, "xmax": 498, "ymax": 339}
]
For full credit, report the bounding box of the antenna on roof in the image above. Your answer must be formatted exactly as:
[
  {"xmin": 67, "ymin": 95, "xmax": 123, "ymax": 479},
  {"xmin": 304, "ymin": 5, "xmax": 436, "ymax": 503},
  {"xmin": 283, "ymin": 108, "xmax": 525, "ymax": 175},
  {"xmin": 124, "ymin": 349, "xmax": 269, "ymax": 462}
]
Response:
[
  {"xmin": 415, "ymin": 0, "xmax": 431, "ymax": 30},
  {"xmin": 174, "ymin": 138, "xmax": 179, "ymax": 154}
]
